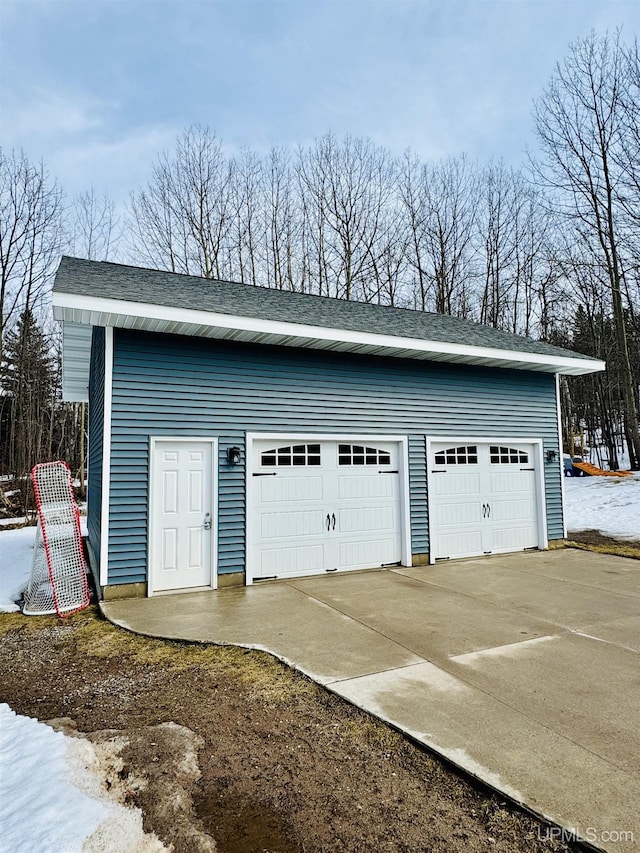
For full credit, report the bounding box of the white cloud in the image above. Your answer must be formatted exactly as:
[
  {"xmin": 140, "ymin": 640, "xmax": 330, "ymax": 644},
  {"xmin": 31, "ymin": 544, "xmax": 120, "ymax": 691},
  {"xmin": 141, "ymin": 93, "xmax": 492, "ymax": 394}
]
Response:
[
  {"xmin": 0, "ymin": 87, "xmax": 177, "ymax": 202},
  {"xmin": 2, "ymin": 91, "xmax": 103, "ymax": 141},
  {"xmin": 49, "ymin": 125, "xmax": 178, "ymax": 201},
  {"xmin": 1, "ymin": 0, "xmax": 636, "ymax": 206}
]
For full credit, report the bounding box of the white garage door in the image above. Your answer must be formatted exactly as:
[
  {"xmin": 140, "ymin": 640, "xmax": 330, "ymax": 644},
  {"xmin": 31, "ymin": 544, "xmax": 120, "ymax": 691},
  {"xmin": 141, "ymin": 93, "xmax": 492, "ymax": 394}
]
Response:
[
  {"xmin": 249, "ymin": 438, "xmax": 403, "ymax": 581},
  {"xmin": 429, "ymin": 441, "xmax": 541, "ymax": 561}
]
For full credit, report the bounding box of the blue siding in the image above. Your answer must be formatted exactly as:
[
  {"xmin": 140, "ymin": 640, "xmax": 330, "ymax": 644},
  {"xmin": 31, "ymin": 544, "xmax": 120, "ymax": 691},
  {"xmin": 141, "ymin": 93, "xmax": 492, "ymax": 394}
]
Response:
[
  {"xmin": 86, "ymin": 327, "xmax": 105, "ymax": 580},
  {"xmin": 107, "ymin": 329, "xmax": 563, "ymax": 585},
  {"xmin": 408, "ymin": 434, "xmax": 428, "ymax": 554}
]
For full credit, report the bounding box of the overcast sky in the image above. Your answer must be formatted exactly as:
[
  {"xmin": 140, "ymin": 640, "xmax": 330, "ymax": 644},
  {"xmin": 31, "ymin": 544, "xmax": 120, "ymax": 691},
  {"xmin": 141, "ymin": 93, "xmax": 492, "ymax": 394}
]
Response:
[{"xmin": 1, "ymin": 0, "xmax": 638, "ymax": 204}]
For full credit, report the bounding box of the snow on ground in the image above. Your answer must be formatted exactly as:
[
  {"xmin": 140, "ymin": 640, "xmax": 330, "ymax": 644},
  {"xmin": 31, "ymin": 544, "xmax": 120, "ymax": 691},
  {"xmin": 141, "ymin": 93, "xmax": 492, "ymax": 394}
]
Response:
[
  {"xmin": 0, "ymin": 517, "xmax": 88, "ymax": 612},
  {"xmin": 0, "ymin": 526, "xmax": 35, "ymax": 612},
  {"xmin": 0, "ymin": 516, "xmax": 28, "ymax": 527},
  {"xmin": 564, "ymin": 472, "xmax": 640, "ymax": 540},
  {"xmin": 0, "ymin": 704, "xmax": 164, "ymax": 853}
]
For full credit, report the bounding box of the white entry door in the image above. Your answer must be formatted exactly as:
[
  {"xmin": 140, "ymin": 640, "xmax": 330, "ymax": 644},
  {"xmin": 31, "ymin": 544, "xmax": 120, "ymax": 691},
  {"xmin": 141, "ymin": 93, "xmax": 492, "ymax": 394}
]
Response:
[
  {"xmin": 150, "ymin": 440, "xmax": 215, "ymax": 592},
  {"xmin": 429, "ymin": 441, "xmax": 541, "ymax": 561},
  {"xmin": 249, "ymin": 438, "xmax": 403, "ymax": 581}
]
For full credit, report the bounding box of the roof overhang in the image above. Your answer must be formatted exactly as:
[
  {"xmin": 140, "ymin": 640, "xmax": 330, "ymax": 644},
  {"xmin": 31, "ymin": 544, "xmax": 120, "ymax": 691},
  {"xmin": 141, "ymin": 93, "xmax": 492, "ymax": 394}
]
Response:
[{"xmin": 52, "ymin": 291, "xmax": 606, "ymax": 378}]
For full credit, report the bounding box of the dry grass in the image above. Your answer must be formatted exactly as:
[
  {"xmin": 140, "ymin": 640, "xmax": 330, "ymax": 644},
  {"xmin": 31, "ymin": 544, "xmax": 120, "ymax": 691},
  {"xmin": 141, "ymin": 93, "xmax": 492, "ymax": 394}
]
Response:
[
  {"xmin": 340, "ymin": 715, "xmax": 405, "ymax": 751},
  {"xmin": 0, "ymin": 605, "xmax": 318, "ymax": 704},
  {"xmin": 565, "ymin": 540, "xmax": 640, "ymax": 560},
  {"xmin": 0, "ymin": 610, "xmax": 62, "ymax": 638}
]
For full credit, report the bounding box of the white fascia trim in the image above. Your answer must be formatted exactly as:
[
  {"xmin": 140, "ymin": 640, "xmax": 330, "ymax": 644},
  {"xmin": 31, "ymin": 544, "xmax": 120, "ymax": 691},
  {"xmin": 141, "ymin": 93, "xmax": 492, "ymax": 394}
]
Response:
[
  {"xmin": 52, "ymin": 292, "xmax": 606, "ymax": 375},
  {"xmin": 99, "ymin": 327, "xmax": 113, "ymax": 587}
]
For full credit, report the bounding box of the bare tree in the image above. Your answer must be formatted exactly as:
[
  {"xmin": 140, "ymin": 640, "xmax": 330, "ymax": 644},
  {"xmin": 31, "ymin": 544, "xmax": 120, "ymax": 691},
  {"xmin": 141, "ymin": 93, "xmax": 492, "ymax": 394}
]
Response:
[
  {"xmin": 129, "ymin": 127, "xmax": 235, "ymax": 279},
  {"xmin": 615, "ymin": 39, "xmax": 640, "ymax": 322},
  {"xmin": 128, "ymin": 152, "xmax": 190, "ymax": 273},
  {"xmin": 400, "ymin": 153, "xmax": 478, "ymax": 316},
  {"xmin": 369, "ymin": 209, "xmax": 410, "ymax": 307},
  {"xmin": 0, "ymin": 149, "xmax": 63, "ymax": 359},
  {"xmin": 69, "ymin": 188, "xmax": 119, "ymax": 261},
  {"xmin": 533, "ymin": 30, "xmax": 640, "ymax": 468},
  {"xmin": 615, "ymin": 39, "xmax": 640, "ymax": 228},
  {"xmin": 478, "ymin": 161, "xmax": 521, "ymax": 329},
  {"xmin": 398, "ymin": 151, "xmax": 430, "ymax": 310},
  {"xmin": 263, "ymin": 148, "xmax": 304, "ymax": 291},
  {"xmin": 296, "ymin": 134, "xmax": 396, "ymax": 301},
  {"xmin": 231, "ymin": 147, "xmax": 262, "ymax": 285},
  {"xmin": 478, "ymin": 164, "xmax": 555, "ymax": 335}
]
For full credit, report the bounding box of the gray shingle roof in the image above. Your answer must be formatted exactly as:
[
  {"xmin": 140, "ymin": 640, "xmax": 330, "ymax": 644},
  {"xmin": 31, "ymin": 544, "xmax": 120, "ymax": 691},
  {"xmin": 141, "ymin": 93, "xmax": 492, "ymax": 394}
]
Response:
[{"xmin": 53, "ymin": 256, "xmax": 595, "ymax": 363}]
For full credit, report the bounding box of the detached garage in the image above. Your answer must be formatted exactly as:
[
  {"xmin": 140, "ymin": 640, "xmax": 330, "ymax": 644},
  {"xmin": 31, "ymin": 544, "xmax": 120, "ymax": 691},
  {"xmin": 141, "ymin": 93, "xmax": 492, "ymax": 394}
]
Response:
[{"xmin": 52, "ymin": 257, "xmax": 604, "ymax": 599}]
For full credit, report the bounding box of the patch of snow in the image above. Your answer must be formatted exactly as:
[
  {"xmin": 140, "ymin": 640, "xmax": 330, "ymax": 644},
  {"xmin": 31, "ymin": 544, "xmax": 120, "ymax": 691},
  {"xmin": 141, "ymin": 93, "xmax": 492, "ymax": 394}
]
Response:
[
  {"xmin": 0, "ymin": 704, "xmax": 165, "ymax": 853},
  {"xmin": 0, "ymin": 526, "xmax": 35, "ymax": 612},
  {"xmin": 565, "ymin": 473, "xmax": 640, "ymax": 540},
  {"xmin": 569, "ymin": 630, "xmax": 638, "ymax": 655},
  {"xmin": 433, "ymin": 745, "xmax": 526, "ymax": 803},
  {"xmin": 0, "ymin": 519, "xmax": 88, "ymax": 612},
  {"xmin": 0, "ymin": 703, "xmax": 108, "ymax": 852},
  {"xmin": 0, "ymin": 516, "xmax": 27, "ymax": 527},
  {"xmin": 449, "ymin": 635, "xmax": 558, "ymax": 666},
  {"xmin": 332, "ymin": 661, "xmax": 470, "ymax": 699}
]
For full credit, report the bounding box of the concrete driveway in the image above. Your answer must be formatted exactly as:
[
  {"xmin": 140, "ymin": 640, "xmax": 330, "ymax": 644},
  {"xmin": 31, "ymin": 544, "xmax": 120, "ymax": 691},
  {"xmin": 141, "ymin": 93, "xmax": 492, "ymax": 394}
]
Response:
[{"xmin": 102, "ymin": 549, "xmax": 640, "ymax": 852}]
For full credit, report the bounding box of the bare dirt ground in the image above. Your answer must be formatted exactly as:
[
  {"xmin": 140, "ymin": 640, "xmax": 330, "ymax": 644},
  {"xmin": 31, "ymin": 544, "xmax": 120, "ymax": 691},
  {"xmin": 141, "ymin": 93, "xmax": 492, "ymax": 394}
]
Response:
[
  {"xmin": 566, "ymin": 529, "xmax": 640, "ymax": 558},
  {"xmin": 0, "ymin": 608, "xmax": 582, "ymax": 853}
]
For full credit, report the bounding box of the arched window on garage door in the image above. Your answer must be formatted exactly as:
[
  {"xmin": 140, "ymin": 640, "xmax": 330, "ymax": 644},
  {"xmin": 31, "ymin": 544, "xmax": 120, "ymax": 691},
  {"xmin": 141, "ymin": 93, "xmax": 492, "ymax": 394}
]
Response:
[
  {"xmin": 489, "ymin": 446, "xmax": 529, "ymax": 464},
  {"xmin": 338, "ymin": 444, "xmax": 392, "ymax": 466},
  {"xmin": 433, "ymin": 445, "xmax": 478, "ymax": 465},
  {"xmin": 260, "ymin": 444, "xmax": 322, "ymax": 466}
]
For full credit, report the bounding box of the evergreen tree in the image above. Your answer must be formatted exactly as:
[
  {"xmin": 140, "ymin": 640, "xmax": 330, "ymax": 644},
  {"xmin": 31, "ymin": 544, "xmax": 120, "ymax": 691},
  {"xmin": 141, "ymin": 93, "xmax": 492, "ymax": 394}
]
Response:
[{"xmin": 0, "ymin": 309, "xmax": 56, "ymax": 506}]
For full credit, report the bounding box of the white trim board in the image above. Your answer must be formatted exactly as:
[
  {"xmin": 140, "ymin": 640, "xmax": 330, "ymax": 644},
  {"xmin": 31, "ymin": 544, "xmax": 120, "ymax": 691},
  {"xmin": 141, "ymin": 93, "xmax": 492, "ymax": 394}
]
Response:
[
  {"xmin": 99, "ymin": 327, "xmax": 113, "ymax": 587},
  {"xmin": 245, "ymin": 433, "xmax": 411, "ymax": 585},
  {"xmin": 556, "ymin": 375, "xmax": 568, "ymax": 539},
  {"xmin": 147, "ymin": 436, "xmax": 219, "ymax": 597},
  {"xmin": 53, "ymin": 293, "xmax": 605, "ymax": 376}
]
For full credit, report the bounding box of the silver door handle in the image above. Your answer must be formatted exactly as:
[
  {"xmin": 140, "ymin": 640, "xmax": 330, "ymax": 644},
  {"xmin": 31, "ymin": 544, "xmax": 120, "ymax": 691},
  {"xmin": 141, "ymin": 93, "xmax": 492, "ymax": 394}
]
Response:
[{"xmin": 203, "ymin": 512, "xmax": 212, "ymax": 530}]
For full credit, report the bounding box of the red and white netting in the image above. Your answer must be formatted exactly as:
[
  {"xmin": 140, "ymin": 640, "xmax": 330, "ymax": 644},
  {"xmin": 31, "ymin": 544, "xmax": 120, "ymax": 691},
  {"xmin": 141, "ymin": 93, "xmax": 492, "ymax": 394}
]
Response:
[{"xmin": 23, "ymin": 461, "xmax": 90, "ymax": 617}]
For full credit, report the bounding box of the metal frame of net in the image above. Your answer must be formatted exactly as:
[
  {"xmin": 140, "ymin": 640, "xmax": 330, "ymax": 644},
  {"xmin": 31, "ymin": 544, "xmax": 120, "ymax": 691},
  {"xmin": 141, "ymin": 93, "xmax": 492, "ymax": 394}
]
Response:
[{"xmin": 23, "ymin": 461, "xmax": 90, "ymax": 617}]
